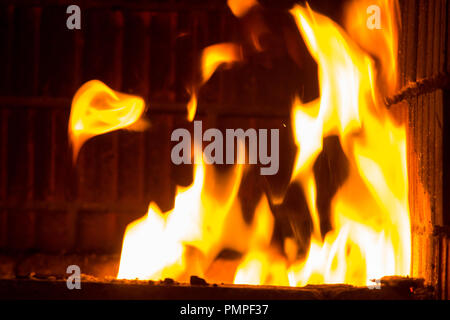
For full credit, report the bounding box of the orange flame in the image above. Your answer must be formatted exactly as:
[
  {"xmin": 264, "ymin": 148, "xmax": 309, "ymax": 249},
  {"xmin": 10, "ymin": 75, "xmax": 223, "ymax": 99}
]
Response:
[
  {"xmin": 187, "ymin": 43, "xmax": 243, "ymax": 121},
  {"xmin": 227, "ymin": 0, "xmax": 259, "ymax": 18},
  {"xmin": 107, "ymin": 1, "xmax": 410, "ymax": 287},
  {"xmin": 344, "ymin": 0, "xmax": 400, "ymax": 96},
  {"xmin": 118, "ymin": 152, "xmax": 252, "ymax": 280},
  {"xmin": 68, "ymin": 80, "xmax": 147, "ymax": 161},
  {"xmin": 286, "ymin": 2, "xmax": 410, "ymax": 286}
]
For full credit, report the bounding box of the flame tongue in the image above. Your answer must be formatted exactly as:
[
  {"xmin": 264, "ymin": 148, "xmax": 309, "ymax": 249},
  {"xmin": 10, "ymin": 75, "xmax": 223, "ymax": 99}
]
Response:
[
  {"xmin": 68, "ymin": 80, "xmax": 147, "ymax": 161},
  {"xmin": 187, "ymin": 43, "xmax": 243, "ymax": 121},
  {"xmin": 343, "ymin": 0, "xmax": 400, "ymax": 97},
  {"xmin": 227, "ymin": 0, "xmax": 259, "ymax": 18},
  {"xmin": 287, "ymin": 3, "xmax": 410, "ymax": 286},
  {"xmin": 117, "ymin": 161, "xmax": 249, "ymax": 281}
]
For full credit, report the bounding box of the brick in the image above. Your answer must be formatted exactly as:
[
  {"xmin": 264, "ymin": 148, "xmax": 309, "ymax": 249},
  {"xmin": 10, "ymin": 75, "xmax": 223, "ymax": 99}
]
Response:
[
  {"xmin": 76, "ymin": 132, "xmax": 119, "ymax": 204},
  {"xmin": 38, "ymin": 6, "xmax": 83, "ymax": 97},
  {"xmin": 0, "ymin": 5, "xmax": 14, "ymax": 95},
  {"xmin": 117, "ymin": 130, "xmax": 146, "ymax": 207},
  {"xmin": 123, "ymin": 11, "xmax": 151, "ymax": 99},
  {"xmin": 11, "ymin": 7, "xmax": 41, "ymax": 96},
  {"xmin": 0, "ymin": 210, "xmax": 7, "ymax": 249},
  {"xmin": 7, "ymin": 210, "xmax": 36, "ymax": 251},
  {"xmin": 0, "ymin": 255, "xmax": 15, "ymax": 279},
  {"xmin": 36, "ymin": 210, "xmax": 76, "ymax": 253},
  {"xmin": 77, "ymin": 211, "xmax": 117, "ymax": 253},
  {"xmin": 145, "ymin": 114, "xmax": 175, "ymax": 212},
  {"xmin": 149, "ymin": 12, "xmax": 177, "ymax": 103},
  {"xmin": 33, "ymin": 109, "xmax": 53, "ymax": 202},
  {"xmin": 7, "ymin": 108, "xmax": 33, "ymax": 202},
  {"xmin": 53, "ymin": 108, "xmax": 74, "ymax": 202}
]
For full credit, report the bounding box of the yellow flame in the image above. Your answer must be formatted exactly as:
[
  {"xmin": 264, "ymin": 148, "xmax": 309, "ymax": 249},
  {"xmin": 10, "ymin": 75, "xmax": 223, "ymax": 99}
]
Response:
[
  {"xmin": 344, "ymin": 0, "xmax": 400, "ymax": 96},
  {"xmin": 68, "ymin": 80, "xmax": 147, "ymax": 161},
  {"xmin": 117, "ymin": 1, "xmax": 410, "ymax": 287},
  {"xmin": 117, "ymin": 164, "xmax": 205, "ymax": 280},
  {"xmin": 187, "ymin": 43, "xmax": 243, "ymax": 121},
  {"xmin": 118, "ymin": 156, "xmax": 250, "ymax": 281},
  {"xmin": 227, "ymin": 0, "xmax": 258, "ymax": 18},
  {"xmin": 233, "ymin": 195, "xmax": 274, "ymax": 285},
  {"xmin": 186, "ymin": 91, "xmax": 198, "ymax": 122},
  {"xmin": 201, "ymin": 43, "xmax": 243, "ymax": 84},
  {"xmin": 286, "ymin": 2, "xmax": 410, "ymax": 286}
]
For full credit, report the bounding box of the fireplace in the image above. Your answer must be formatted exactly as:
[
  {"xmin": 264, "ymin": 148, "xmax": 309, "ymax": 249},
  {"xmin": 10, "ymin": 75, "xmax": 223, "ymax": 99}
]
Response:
[{"xmin": 0, "ymin": 0, "xmax": 449, "ymax": 300}]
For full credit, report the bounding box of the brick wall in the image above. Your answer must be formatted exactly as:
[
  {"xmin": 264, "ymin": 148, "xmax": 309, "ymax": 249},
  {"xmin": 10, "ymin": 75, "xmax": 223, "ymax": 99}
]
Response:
[{"xmin": 394, "ymin": 0, "xmax": 450, "ymax": 299}]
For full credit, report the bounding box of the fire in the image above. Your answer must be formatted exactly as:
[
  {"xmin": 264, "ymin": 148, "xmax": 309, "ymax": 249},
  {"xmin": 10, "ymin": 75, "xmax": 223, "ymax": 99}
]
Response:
[
  {"xmin": 117, "ymin": 130, "xmax": 247, "ymax": 278},
  {"xmin": 343, "ymin": 0, "xmax": 400, "ymax": 97},
  {"xmin": 286, "ymin": 2, "xmax": 410, "ymax": 286},
  {"xmin": 186, "ymin": 43, "xmax": 243, "ymax": 121},
  {"xmin": 227, "ymin": 0, "xmax": 259, "ymax": 18},
  {"xmin": 68, "ymin": 0, "xmax": 411, "ymax": 287},
  {"xmin": 68, "ymin": 80, "xmax": 147, "ymax": 161}
]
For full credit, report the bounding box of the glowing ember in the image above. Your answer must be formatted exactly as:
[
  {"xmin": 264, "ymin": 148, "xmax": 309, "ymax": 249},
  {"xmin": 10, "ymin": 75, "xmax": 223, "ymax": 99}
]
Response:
[{"xmin": 117, "ymin": 154, "xmax": 250, "ymax": 281}]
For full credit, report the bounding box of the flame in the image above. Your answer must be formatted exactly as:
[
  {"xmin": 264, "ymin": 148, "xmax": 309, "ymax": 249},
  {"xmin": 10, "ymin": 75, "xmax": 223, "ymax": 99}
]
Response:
[
  {"xmin": 117, "ymin": 150, "xmax": 252, "ymax": 280},
  {"xmin": 285, "ymin": 2, "xmax": 410, "ymax": 286},
  {"xmin": 227, "ymin": 0, "xmax": 268, "ymax": 53},
  {"xmin": 68, "ymin": 80, "xmax": 147, "ymax": 161},
  {"xmin": 70, "ymin": 0, "xmax": 411, "ymax": 287},
  {"xmin": 343, "ymin": 0, "xmax": 400, "ymax": 96},
  {"xmin": 227, "ymin": 0, "xmax": 259, "ymax": 18},
  {"xmin": 187, "ymin": 43, "xmax": 243, "ymax": 121}
]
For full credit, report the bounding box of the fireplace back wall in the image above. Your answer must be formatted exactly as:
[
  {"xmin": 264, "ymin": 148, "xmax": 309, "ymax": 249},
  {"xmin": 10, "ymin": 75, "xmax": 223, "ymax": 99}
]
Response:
[{"xmin": 0, "ymin": 0, "xmax": 449, "ymax": 299}]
